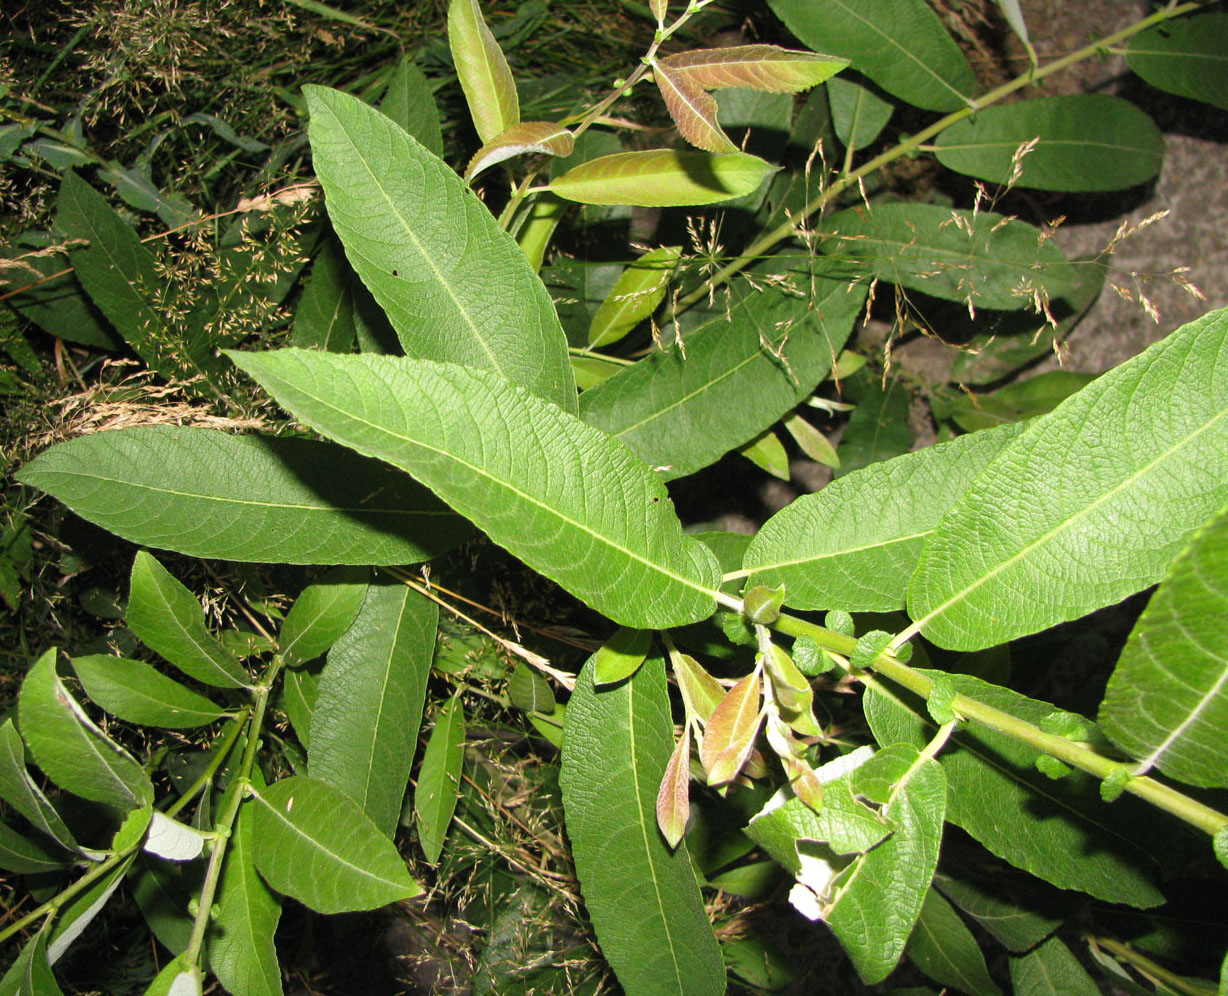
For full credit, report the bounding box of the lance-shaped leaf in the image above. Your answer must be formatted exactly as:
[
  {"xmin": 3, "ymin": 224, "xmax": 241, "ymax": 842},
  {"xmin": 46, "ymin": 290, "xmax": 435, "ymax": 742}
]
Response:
[
  {"xmin": 653, "ymin": 60, "xmax": 736, "ymax": 153},
  {"xmin": 448, "ymin": 0, "xmax": 519, "ymax": 143},
  {"xmin": 304, "ymin": 85, "xmax": 576, "ymax": 412},
  {"xmin": 701, "ymin": 669, "xmax": 763, "ymax": 785},
  {"xmin": 908, "ymin": 306, "xmax": 1228, "ymax": 651},
  {"xmin": 0, "ymin": 720, "xmax": 81, "ymax": 854},
  {"xmin": 48, "ymin": 853, "xmax": 135, "ymax": 964},
  {"xmin": 744, "ymin": 422, "xmax": 1024, "ymax": 612},
  {"xmin": 17, "ymin": 426, "xmax": 467, "ymax": 566},
  {"xmin": 674, "ymin": 652, "xmax": 726, "ymax": 723},
  {"xmin": 580, "ymin": 270, "xmax": 864, "ymax": 480},
  {"xmin": 767, "ymin": 0, "xmax": 976, "ymax": 112},
  {"xmin": 823, "ymin": 745, "xmax": 946, "ymax": 984},
  {"xmin": 17, "ymin": 650, "xmax": 153, "ymax": 812},
  {"xmin": 864, "ymin": 672, "xmax": 1164, "ymax": 907},
  {"xmin": 589, "ymin": 246, "xmax": 682, "ymax": 349},
  {"xmin": 560, "ymin": 657, "xmax": 726, "ymax": 996},
  {"xmin": 661, "ymin": 44, "xmax": 847, "ymax": 93},
  {"xmin": 906, "ymin": 888, "xmax": 1002, "ymax": 996},
  {"xmin": 933, "ymin": 871, "xmax": 1062, "ymax": 953},
  {"xmin": 547, "ymin": 149, "xmax": 777, "ymax": 207},
  {"xmin": 310, "ymin": 582, "xmax": 437, "ymax": 838},
  {"xmin": 827, "ymin": 75, "xmax": 894, "ymax": 151},
  {"xmin": 821, "ymin": 202, "xmax": 1077, "ymax": 311},
  {"xmin": 1098, "ymin": 500, "xmax": 1228, "ymax": 788},
  {"xmin": 934, "ymin": 95, "xmax": 1164, "ymax": 192},
  {"xmin": 414, "ymin": 692, "xmax": 466, "ymax": 865},
  {"xmin": 0, "ymin": 922, "xmax": 61, "ymax": 996},
  {"xmin": 290, "ymin": 238, "xmax": 356, "ymax": 352},
  {"xmin": 937, "ymin": 370, "xmax": 1097, "ymax": 433},
  {"xmin": 0, "ymin": 821, "xmax": 68, "ymax": 874},
  {"xmin": 228, "ymin": 349, "xmax": 722, "ymax": 629},
  {"xmin": 656, "ymin": 729, "xmax": 691, "ymax": 848},
  {"xmin": 380, "ymin": 55, "xmax": 444, "ymax": 156},
  {"xmin": 1127, "ymin": 13, "xmax": 1228, "ymax": 113},
  {"xmin": 464, "ymin": 121, "xmax": 574, "ymax": 183},
  {"xmin": 211, "ymin": 800, "xmax": 283, "ymax": 996},
  {"xmin": 507, "ymin": 662, "xmax": 555, "ymax": 714},
  {"xmin": 71, "ymin": 655, "xmax": 225, "ymax": 729},
  {"xmin": 1009, "ymin": 936, "xmax": 1101, "ymax": 996},
  {"xmin": 278, "ymin": 566, "xmax": 369, "ymax": 667},
  {"xmin": 127, "ymin": 552, "xmax": 248, "ymax": 689},
  {"xmin": 250, "ymin": 775, "xmax": 421, "ymax": 914}
]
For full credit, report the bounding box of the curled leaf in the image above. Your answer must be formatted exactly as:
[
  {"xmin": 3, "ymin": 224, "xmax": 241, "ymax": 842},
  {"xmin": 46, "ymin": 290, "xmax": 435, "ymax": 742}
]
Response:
[
  {"xmin": 547, "ymin": 149, "xmax": 778, "ymax": 207},
  {"xmin": 464, "ymin": 121, "xmax": 575, "ymax": 183}
]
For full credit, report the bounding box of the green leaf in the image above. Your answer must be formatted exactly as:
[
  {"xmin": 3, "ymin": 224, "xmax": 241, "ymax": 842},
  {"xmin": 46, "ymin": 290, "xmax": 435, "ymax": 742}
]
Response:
[
  {"xmin": 17, "ymin": 649, "xmax": 153, "ymax": 812},
  {"xmin": 380, "ymin": 55, "xmax": 444, "ymax": 156},
  {"xmin": 767, "ymin": 0, "xmax": 976, "ymax": 112},
  {"xmin": 0, "ymin": 922, "xmax": 62, "ymax": 996},
  {"xmin": 560, "ymin": 656, "xmax": 726, "ymax": 996},
  {"xmin": 56, "ymin": 171, "xmax": 217, "ymax": 383},
  {"xmin": 579, "ymin": 271, "xmax": 864, "ymax": 480},
  {"xmin": 864, "ymin": 671, "xmax": 1164, "ymax": 907},
  {"xmin": 142, "ymin": 957, "xmax": 202, "ymax": 996},
  {"xmin": 278, "ymin": 566, "xmax": 369, "ymax": 667},
  {"xmin": 745, "ymin": 422, "xmax": 1024, "ymax": 611},
  {"xmin": 464, "ymin": 120, "xmax": 575, "ymax": 183},
  {"xmin": 828, "ymin": 75, "xmax": 894, "ymax": 151},
  {"xmin": 1128, "ymin": 13, "xmax": 1228, "ymax": 112},
  {"xmin": 282, "ymin": 667, "xmax": 318, "ymax": 750},
  {"xmin": 934, "ymin": 95, "xmax": 1164, "ymax": 192},
  {"xmin": 1098, "ymin": 500, "xmax": 1228, "ymax": 788},
  {"xmin": 47, "ymin": 853, "xmax": 135, "ymax": 964},
  {"xmin": 228, "ymin": 349, "xmax": 722, "ymax": 629},
  {"xmin": 653, "ymin": 60, "xmax": 737, "ymax": 153},
  {"xmin": 822, "ymin": 744, "xmax": 946, "ymax": 984},
  {"xmin": 413, "ymin": 692, "xmax": 466, "ymax": 865},
  {"xmin": 835, "ymin": 373, "xmax": 911, "ymax": 477},
  {"xmin": 71, "ymin": 655, "xmax": 225, "ymax": 729},
  {"xmin": 304, "ymin": 85, "xmax": 576, "ymax": 412},
  {"xmin": 782, "ymin": 412, "xmax": 839, "ymax": 468},
  {"xmin": 4, "ymin": 248, "xmax": 121, "ymax": 350},
  {"xmin": 588, "ymin": 246, "xmax": 681, "ymax": 348},
  {"xmin": 309, "ymin": 581, "xmax": 438, "ymax": 838},
  {"xmin": 1009, "ymin": 936, "xmax": 1101, "ymax": 996},
  {"xmin": 290, "ymin": 238, "xmax": 356, "ymax": 352},
  {"xmin": 908, "ymin": 306, "xmax": 1228, "ymax": 651},
  {"xmin": 127, "ymin": 552, "xmax": 248, "ymax": 689},
  {"xmin": 250, "ymin": 775, "xmax": 421, "ymax": 914},
  {"xmin": 594, "ymin": 627, "xmax": 653, "ymax": 686},
  {"xmin": 448, "ymin": 0, "xmax": 520, "ymax": 143},
  {"xmin": 739, "ymin": 429, "xmax": 791, "ymax": 481},
  {"xmin": 0, "ymin": 720, "xmax": 80, "ymax": 853},
  {"xmin": 547, "ymin": 149, "xmax": 778, "ymax": 207},
  {"xmin": 941, "ymin": 370, "xmax": 1097, "ymax": 432},
  {"xmin": 211, "ymin": 800, "xmax": 283, "ymax": 996},
  {"xmin": 17, "ymin": 426, "xmax": 467, "ymax": 566},
  {"xmin": 933, "ymin": 870, "xmax": 1062, "ymax": 953},
  {"xmin": 906, "ymin": 888, "xmax": 1002, "ymax": 996},
  {"xmin": 507, "ymin": 662, "xmax": 555, "ymax": 714},
  {"xmin": 0, "ymin": 820, "xmax": 69, "ymax": 874},
  {"xmin": 822, "ymin": 202, "xmax": 1077, "ymax": 311}
]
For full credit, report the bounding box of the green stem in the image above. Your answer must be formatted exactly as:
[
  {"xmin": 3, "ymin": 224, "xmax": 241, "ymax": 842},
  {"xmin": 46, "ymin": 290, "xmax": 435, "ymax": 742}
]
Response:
[
  {"xmin": 0, "ymin": 848, "xmax": 128, "ymax": 947},
  {"xmin": 182, "ymin": 657, "xmax": 284, "ymax": 968},
  {"xmin": 1091, "ymin": 936, "xmax": 1220, "ymax": 996},
  {"xmin": 767, "ymin": 611, "xmax": 1228, "ymax": 838},
  {"xmin": 675, "ymin": 0, "xmax": 1209, "ymax": 313},
  {"xmin": 165, "ymin": 710, "xmax": 250, "ymax": 821}
]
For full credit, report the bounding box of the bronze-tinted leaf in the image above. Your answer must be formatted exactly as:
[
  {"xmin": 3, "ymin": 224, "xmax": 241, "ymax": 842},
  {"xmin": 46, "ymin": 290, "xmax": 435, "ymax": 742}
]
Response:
[
  {"xmin": 674, "ymin": 652, "xmax": 726, "ymax": 724},
  {"xmin": 653, "ymin": 61, "xmax": 736, "ymax": 153},
  {"xmin": 656, "ymin": 729, "xmax": 692, "ymax": 848},
  {"xmin": 658, "ymin": 45, "xmax": 848, "ymax": 94},
  {"xmin": 464, "ymin": 121, "xmax": 575, "ymax": 183},
  {"xmin": 700, "ymin": 669, "xmax": 763, "ymax": 785},
  {"xmin": 448, "ymin": 0, "xmax": 519, "ymax": 143}
]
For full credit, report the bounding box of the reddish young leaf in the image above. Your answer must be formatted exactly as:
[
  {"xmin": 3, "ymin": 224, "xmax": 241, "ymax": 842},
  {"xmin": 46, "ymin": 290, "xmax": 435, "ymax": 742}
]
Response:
[
  {"xmin": 674, "ymin": 652, "xmax": 725, "ymax": 724},
  {"xmin": 464, "ymin": 121, "xmax": 575, "ymax": 183},
  {"xmin": 653, "ymin": 61, "xmax": 737, "ymax": 154},
  {"xmin": 657, "ymin": 45, "xmax": 848, "ymax": 94},
  {"xmin": 700, "ymin": 669, "xmax": 763, "ymax": 785},
  {"xmin": 656, "ymin": 728, "xmax": 692, "ymax": 848}
]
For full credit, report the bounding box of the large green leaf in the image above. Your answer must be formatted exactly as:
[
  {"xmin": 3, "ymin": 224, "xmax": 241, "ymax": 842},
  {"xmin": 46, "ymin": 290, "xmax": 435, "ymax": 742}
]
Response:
[
  {"xmin": 744, "ymin": 422, "xmax": 1023, "ymax": 611},
  {"xmin": 579, "ymin": 271, "xmax": 864, "ymax": 480},
  {"xmin": 228, "ymin": 349, "xmax": 722, "ymax": 628},
  {"xmin": 71, "ymin": 655, "xmax": 225, "ymax": 729},
  {"xmin": 17, "ymin": 426, "xmax": 466, "ymax": 565},
  {"xmin": 1009, "ymin": 936, "xmax": 1101, "ymax": 996},
  {"xmin": 211, "ymin": 800, "xmax": 283, "ymax": 996},
  {"xmin": 0, "ymin": 820, "xmax": 68, "ymax": 874},
  {"xmin": 560, "ymin": 656, "xmax": 726, "ymax": 996},
  {"xmin": 933, "ymin": 871, "xmax": 1062, "ymax": 953},
  {"xmin": 304, "ymin": 85, "xmax": 576, "ymax": 412},
  {"xmin": 0, "ymin": 720, "xmax": 80, "ymax": 854},
  {"xmin": 127, "ymin": 552, "xmax": 248, "ymax": 689},
  {"xmin": 1127, "ymin": 13, "xmax": 1228, "ymax": 112},
  {"xmin": 821, "ymin": 202, "xmax": 1077, "ymax": 311},
  {"xmin": 767, "ymin": 0, "xmax": 976, "ymax": 112},
  {"xmin": 309, "ymin": 580, "xmax": 438, "ymax": 838},
  {"xmin": 864, "ymin": 672, "xmax": 1164, "ymax": 907},
  {"xmin": 823, "ymin": 744, "xmax": 946, "ymax": 984},
  {"xmin": 827, "ymin": 75, "xmax": 894, "ymax": 151},
  {"xmin": 934, "ymin": 95, "xmax": 1164, "ymax": 192},
  {"xmin": 278, "ymin": 566, "xmax": 369, "ymax": 667},
  {"xmin": 906, "ymin": 888, "xmax": 1002, "ymax": 996},
  {"xmin": 0, "ymin": 922, "xmax": 61, "ymax": 996},
  {"xmin": 413, "ymin": 692, "xmax": 466, "ymax": 865},
  {"xmin": 56, "ymin": 171, "xmax": 217, "ymax": 383},
  {"xmin": 1098, "ymin": 500, "xmax": 1228, "ymax": 788},
  {"xmin": 907, "ymin": 306, "xmax": 1228, "ymax": 651},
  {"xmin": 17, "ymin": 649, "xmax": 153, "ymax": 812},
  {"xmin": 250, "ymin": 775, "xmax": 421, "ymax": 914}
]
